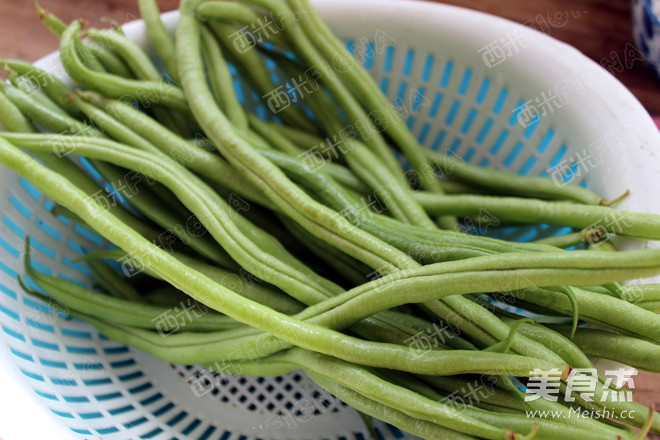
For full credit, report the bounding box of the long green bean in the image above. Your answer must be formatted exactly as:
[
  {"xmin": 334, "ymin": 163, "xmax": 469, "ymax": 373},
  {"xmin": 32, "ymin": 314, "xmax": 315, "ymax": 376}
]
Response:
[
  {"xmin": 550, "ymin": 326, "xmax": 660, "ymax": 373},
  {"xmin": 5, "ymin": 69, "xmax": 64, "ymax": 116},
  {"xmin": 208, "ymin": 20, "xmax": 319, "ymax": 133},
  {"xmin": 621, "ymin": 283, "xmax": 660, "ymax": 303},
  {"xmin": 511, "ymin": 286, "xmax": 660, "ymax": 342},
  {"xmin": 22, "ymin": 259, "xmax": 240, "ymax": 331},
  {"xmin": 35, "ymin": 2, "xmax": 132, "ymax": 77},
  {"xmin": 268, "ymin": 44, "xmax": 439, "ymax": 229},
  {"xmin": 179, "ymin": 0, "xmax": 417, "ymax": 273},
  {"xmin": 414, "ymin": 192, "xmax": 660, "ymax": 240},
  {"xmin": 86, "ymin": 258, "xmax": 144, "ymax": 302},
  {"xmin": 83, "ymin": 93, "xmax": 271, "ymax": 207},
  {"xmin": 308, "ymin": 372, "xmax": 477, "ymax": 440},
  {"xmin": 200, "ymin": 25, "xmax": 248, "ymax": 129},
  {"xmin": 84, "ymin": 27, "xmax": 192, "ymax": 136},
  {"xmin": 10, "ymin": 129, "xmax": 660, "ymax": 432},
  {"xmin": 0, "ymin": 81, "xmax": 101, "ymax": 137},
  {"xmin": 18, "ymin": 133, "xmax": 633, "ymax": 379},
  {"xmin": 424, "ymin": 150, "xmax": 602, "ymax": 205},
  {"xmin": 639, "ymin": 301, "xmax": 660, "ymax": 312},
  {"xmin": 60, "ymin": 21, "xmax": 188, "ymax": 111},
  {"xmin": 82, "ymin": 248, "xmax": 304, "ymax": 314},
  {"xmin": 0, "ymin": 59, "xmax": 78, "ymax": 117},
  {"xmin": 0, "ymin": 87, "xmax": 162, "ymax": 240},
  {"xmin": 138, "ymin": 0, "xmax": 180, "ymax": 82},
  {"xmin": 386, "ymin": 372, "xmax": 622, "ymax": 440},
  {"xmin": 284, "ymin": 0, "xmax": 454, "ymax": 218}
]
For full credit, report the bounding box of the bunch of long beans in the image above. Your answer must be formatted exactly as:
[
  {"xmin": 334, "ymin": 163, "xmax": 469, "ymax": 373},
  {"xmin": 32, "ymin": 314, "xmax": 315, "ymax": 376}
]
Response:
[{"xmin": 1, "ymin": 0, "xmax": 660, "ymax": 438}]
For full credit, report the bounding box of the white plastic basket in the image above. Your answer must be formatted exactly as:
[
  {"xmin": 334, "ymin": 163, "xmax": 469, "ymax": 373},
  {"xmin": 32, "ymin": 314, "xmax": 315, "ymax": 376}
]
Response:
[{"xmin": 1, "ymin": 1, "xmax": 660, "ymax": 439}]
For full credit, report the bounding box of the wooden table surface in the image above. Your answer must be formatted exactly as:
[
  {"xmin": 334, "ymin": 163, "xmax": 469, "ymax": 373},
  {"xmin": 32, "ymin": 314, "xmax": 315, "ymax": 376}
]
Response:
[
  {"xmin": 3, "ymin": 0, "xmax": 660, "ymax": 113},
  {"xmin": 1, "ymin": 0, "xmax": 659, "ymax": 436}
]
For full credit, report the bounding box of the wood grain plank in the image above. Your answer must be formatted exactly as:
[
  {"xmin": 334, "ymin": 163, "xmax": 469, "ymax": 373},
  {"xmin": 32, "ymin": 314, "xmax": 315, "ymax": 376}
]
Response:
[{"xmin": 3, "ymin": 0, "xmax": 660, "ymax": 112}]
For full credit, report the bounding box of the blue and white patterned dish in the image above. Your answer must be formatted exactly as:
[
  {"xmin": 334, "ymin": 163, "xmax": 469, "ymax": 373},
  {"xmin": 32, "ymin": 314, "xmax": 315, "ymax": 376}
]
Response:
[{"xmin": 632, "ymin": 0, "xmax": 660, "ymax": 77}]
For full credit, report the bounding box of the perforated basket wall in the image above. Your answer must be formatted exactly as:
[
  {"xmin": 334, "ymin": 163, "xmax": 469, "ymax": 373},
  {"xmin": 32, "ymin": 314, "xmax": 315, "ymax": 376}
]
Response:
[{"xmin": 2, "ymin": 1, "xmax": 660, "ymax": 439}]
